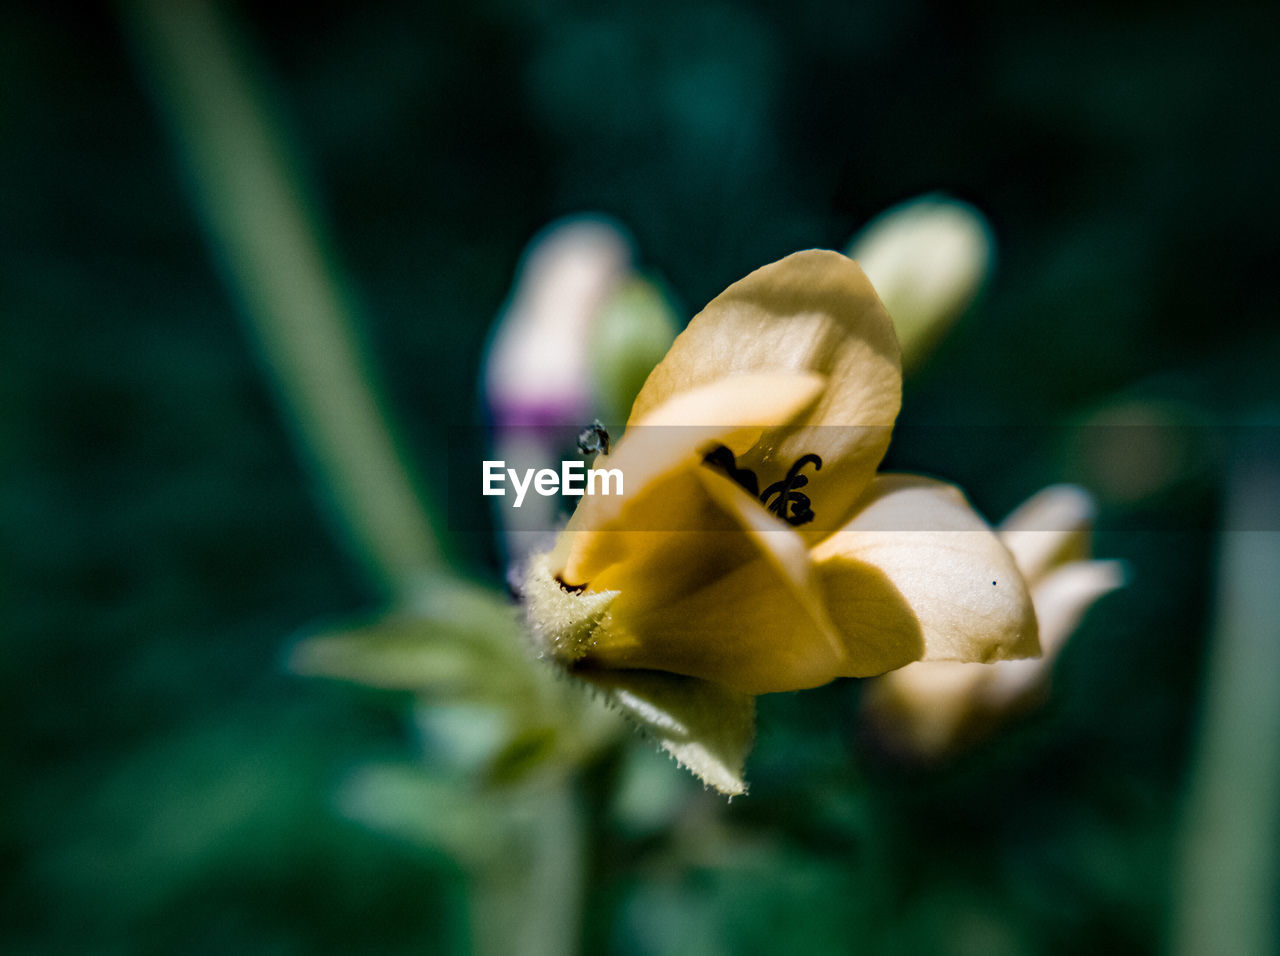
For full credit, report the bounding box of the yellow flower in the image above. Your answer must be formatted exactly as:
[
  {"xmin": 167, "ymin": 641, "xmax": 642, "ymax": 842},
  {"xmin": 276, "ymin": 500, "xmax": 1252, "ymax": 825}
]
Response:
[
  {"xmin": 863, "ymin": 485, "xmax": 1125, "ymax": 760},
  {"xmin": 521, "ymin": 250, "xmax": 1040, "ymax": 789}
]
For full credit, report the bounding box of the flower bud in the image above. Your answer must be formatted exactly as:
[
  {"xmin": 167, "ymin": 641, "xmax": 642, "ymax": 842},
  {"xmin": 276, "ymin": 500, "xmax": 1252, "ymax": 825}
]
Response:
[
  {"xmin": 484, "ymin": 215, "xmax": 632, "ymax": 428},
  {"xmin": 588, "ymin": 277, "xmax": 679, "ymax": 423},
  {"xmin": 483, "ymin": 216, "xmax": 633, "ymax": 568},
  {"xmin": 847, "ymin": 194, "xmax": 993, "ymax": 369}
]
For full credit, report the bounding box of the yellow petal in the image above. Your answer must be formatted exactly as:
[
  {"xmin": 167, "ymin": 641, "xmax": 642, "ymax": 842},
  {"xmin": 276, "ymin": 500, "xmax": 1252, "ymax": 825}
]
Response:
[
  {"xmin": 558, "ymin": 371, "xmax": 824, "ymax": 586},
  {"xmin": 862, "ymin": 658, "xmax": 991, "ymax": 758},
  {"xmin": 812, "ymin": 475, "xmax": 1040, "ymax": 672},
  {"xmin": 577, "ymin": 469, "xmax": 765, "ymax": 603},
  {"xmin": 864, "ymin": 556, "xmax": 1124, "ymax": 759},
  {"xmin": 998, "ymin": 484, "xmax": 1096, "ymax": 588},
  {"xmin": 956, "ymin": 558, "xmax": 1124, "ymax": 709},
  {"xmin": 627, "ymin": 250, "xmax": 902, "ymax": 533},
  {"xmin": 575, "ymin": 470, "xmax": 848, "ymax": 695},
  {"xmin": 580, "ymin": 552, "xmax": 848, "ymax": 694}
]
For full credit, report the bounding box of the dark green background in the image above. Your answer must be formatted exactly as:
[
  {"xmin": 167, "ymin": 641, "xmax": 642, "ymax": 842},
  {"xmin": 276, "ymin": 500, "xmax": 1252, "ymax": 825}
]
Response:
[{"xmin": 3, "ymin": 1, "xmax": 1277, "ymax": 952}]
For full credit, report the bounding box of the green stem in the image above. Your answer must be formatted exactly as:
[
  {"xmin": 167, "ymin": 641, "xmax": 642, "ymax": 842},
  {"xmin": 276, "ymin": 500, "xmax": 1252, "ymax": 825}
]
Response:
[
  {"xmin": 472, "ymin": 781, "xmax": 584, "ymax": 956},
  {"xmin": 121, "ymin": 0, "xmax": 443, "ymax": 596},
  {"xmin": 1172, "ymin": 433, "xmax": 1280, "ymax": 956}
]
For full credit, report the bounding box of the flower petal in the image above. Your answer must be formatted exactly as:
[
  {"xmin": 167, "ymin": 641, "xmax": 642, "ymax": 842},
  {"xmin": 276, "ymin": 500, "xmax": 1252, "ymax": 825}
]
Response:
[
  {"xmin": 576, "ymin": 469, "xmax": 848, "ymax": 694},
  {"xmin": 846, "ymin": 194, "xmax": 993, "ymax": 371},
  {"xmin": 956, "ymin": 559, "xmax": 1124, "ymax": 709},
  {"xmin": 861, "ymin": 659, "xmax": 990, "ymax": 758},
  {"xmin": 812, "ymin": 475, "xmax": 1040, "ymax": 672},
  {"xmin": 570, "ymin": 469, "xmax": 768, "ymax": 606},
  {"xmin": 558, "ymin": 371, "xmax": 824, "ymax": 586},
  {"xmin": 627, "ymin": 250, "xmax": 902, "ymax": 533},
  {"xmin": 863, "ymin": 557, "xmax": 1124, "ymax": 759},
  {"xmin": 1024, "ymin": 558, "xmax": 1126, "ymax": 660},
  {"xmin": 998, "ymin": 484, "xmax": 1097, "ymax": 587},
  {"xmin": 580, "ymin": 548, "xmax": 849, "ymax": 694}
]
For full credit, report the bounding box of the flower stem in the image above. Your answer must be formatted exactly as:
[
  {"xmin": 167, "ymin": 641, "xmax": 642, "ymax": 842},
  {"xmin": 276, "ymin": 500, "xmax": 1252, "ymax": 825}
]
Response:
[
  {"xmin": 471, "ymin": 781, "xmax": 585, "ymax": 956},
  {"xmin": 121, "ymin": 0, "xmax": 443, "ymax": 596},
  {"xmin": 122, "ymin": 8, "xmax": 588, "ymax": 956},
  {"xmin": 1172, "ymin": 430, "xmax": 1280, "ymax": 956}
]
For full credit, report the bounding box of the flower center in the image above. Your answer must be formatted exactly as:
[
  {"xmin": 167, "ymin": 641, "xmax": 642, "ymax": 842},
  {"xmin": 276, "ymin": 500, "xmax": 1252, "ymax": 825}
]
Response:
[{"xmin": 701, "ymin": 445, "xmax": 823, "ymax": 526}]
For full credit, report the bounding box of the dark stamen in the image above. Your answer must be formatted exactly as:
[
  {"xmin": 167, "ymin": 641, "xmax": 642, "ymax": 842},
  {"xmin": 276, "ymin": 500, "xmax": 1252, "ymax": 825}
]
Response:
[
  {"xmin": 761, "ymin": 454, "xmax": 822, "ymax": 525},
  {"xmin": 702, "ymin": 445, "xmax": 823, "ymax": 526},
  {"xmin": 701, "ymin": 444, "xmax": 759, "ymax": 496}
]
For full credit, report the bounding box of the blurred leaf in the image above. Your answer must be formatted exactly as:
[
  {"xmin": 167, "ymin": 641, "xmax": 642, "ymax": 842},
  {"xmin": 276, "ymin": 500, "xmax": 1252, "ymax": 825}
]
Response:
[
  {"xmin": 292, "ymin": 570, "xmax": 627, "ymax": 789},
  {"xmin": 485, "ymin": 725, "xmax": 562, "ymax": 786},
  {"xmin": 288, "ymin": 573, "xmax": 525, "ymax": 699}
]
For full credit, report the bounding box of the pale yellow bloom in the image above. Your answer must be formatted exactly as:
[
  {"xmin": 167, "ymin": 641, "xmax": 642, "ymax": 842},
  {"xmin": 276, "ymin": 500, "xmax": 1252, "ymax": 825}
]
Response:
[
  {"xmin": 863, "ymin": 484, "xmax": 1125, "ymax": 759},
  {"xmin": 523, "ymin": 250, "xmax": 1039, "ymax": 706}
]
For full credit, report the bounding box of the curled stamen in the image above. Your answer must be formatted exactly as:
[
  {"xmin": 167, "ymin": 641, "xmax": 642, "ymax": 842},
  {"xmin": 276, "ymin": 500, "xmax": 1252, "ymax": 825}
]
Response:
[
  {"xmin": 761, "ymin": 454, "xmax": 823, "ymax": 526},
  {"xmin": 702, "ymin": 446, "xmax": 823, "ymax": 526},
  {"xmin": 701, "ymin": 444, "xmax": 760, "ymax": 497}
]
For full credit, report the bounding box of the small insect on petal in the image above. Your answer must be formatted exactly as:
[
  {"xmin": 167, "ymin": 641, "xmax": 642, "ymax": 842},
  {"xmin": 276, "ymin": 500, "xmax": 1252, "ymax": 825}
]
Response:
[{"xmin": 576, "ymin": 419, "xmax": 611, "ymax": 456}]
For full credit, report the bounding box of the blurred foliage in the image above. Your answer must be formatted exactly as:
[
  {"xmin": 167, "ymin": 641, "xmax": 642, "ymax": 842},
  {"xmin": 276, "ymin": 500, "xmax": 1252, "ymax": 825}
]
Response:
[{"xmin": 2, "ymin": 0, "xmax": 1277, "ymax": 953}]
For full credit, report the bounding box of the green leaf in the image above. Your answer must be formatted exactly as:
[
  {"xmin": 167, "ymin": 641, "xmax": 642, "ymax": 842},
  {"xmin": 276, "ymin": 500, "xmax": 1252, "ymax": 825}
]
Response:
[
  {"xmin": 287, "ymin": 573, "xmax": 526, "ymax": 698},
  {"xmin": 290, "ymin": 571, "xmax": 627, "ymax": 779}
]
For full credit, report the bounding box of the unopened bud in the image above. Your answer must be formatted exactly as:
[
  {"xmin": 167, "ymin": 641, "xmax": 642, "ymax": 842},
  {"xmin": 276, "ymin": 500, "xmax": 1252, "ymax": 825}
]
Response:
[
  {"xmin": 848, "ymin": 194, "xmax": 993, "ymax": 369},
  {"xmin": 485, "ymin": 216, "xmax": 632, "ymax": 428},
  {"xmin": 588, "ymin": 277, "xmax": 680, "ymax": 423}
]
